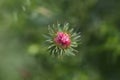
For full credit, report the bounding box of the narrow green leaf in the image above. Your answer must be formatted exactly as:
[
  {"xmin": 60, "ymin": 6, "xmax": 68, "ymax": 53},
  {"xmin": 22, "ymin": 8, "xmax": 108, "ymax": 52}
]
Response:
[
  {"xmin": 71, "ymin": 33, "xmax": 77, "ymax": 37},
  {"xmin": 63, "ymin": 23, "xmax": 69, "ymax": 31},
  {"xmin": 48, "ymin": 44, "xmax": 55, "ymax": 49},
  {"xmin": 57, "ymin": 24, "xmax": 62, "ymax": 31},
  {"xmin": 48, "ymin": 25, "xmax": 54, "ymax": 34},
  {"xmin": 43, "ymin": 34, "xmax": 52, "ymax": 39},
  {"xmin": 74, "ymin": 35, "xmax": 81, "ymax": 40},
  {"xmin": 46, "ymin": 39, "xmax": 53, "ymax": 43},
  {"xmin": 69, "ymin": 28, "xmax": 74, "ymax": 33}
]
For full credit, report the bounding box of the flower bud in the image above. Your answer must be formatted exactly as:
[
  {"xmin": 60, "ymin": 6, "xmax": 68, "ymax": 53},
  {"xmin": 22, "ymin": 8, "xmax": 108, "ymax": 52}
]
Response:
[{"xmin": 54, "ymin": 32, "xmax": 71, "ymax": 48}]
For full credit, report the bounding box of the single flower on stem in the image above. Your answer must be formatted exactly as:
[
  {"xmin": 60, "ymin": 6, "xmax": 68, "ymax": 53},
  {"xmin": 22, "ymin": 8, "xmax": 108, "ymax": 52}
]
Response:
[{"xmin": 45, "ymin": 23, "xmax": 81, "ymax": 57}]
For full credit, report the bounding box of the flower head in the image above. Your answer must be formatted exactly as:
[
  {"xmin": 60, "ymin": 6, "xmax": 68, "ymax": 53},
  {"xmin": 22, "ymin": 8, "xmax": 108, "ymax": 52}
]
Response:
[
  {"xmin": 45, "ymin": 23, "xmax": 81, "ymax": 57},
  {"xmin": 54, "ymin": 32, "xmax": 71, "ymax": 48}
]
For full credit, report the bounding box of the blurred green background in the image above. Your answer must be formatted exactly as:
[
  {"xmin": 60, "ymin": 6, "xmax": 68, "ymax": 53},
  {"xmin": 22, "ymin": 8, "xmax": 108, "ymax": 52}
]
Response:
[{"xmin": 0, "ymin": 0, "xmax": 120, "ymax": 80}]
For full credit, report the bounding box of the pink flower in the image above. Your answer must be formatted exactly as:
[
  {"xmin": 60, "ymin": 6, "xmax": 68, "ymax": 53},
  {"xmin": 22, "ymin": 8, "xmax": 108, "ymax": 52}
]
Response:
[{"xmin": 54, "ymin": 32, "xmax": 71, "ymax": 48}]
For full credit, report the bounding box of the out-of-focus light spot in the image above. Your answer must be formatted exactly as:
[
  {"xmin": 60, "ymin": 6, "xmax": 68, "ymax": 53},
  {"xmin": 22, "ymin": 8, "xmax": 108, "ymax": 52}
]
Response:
[
  {"xmin": 28, "ymin": 44, "xmax": 39, "ymax": 55},
  {"xmin": 22, "ymin": 6, "xmax": 26, "ymax": 11},
  {"xmin": 26, "ymin": 0, "xmax": 31, "ymax": 6},
  {"xmin": 13, "ymin": 12, "xmax": 18, "ymax": 22},
  {"xmin": 35, "ymin": 7, "xmax": 53, "ymax": 18}
]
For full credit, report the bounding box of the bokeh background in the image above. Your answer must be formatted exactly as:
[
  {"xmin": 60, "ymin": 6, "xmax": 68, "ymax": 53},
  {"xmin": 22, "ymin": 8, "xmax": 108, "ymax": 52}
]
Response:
[{"xmin": 0, "ymin": 0, "xmax": 120, "ymax": 80}]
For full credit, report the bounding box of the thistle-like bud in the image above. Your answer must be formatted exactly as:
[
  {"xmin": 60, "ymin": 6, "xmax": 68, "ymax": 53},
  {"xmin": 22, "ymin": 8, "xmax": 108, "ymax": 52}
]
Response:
[
  {"xmin": 45, "ymin": 23, "xmax": 80, "ymax": 57},
  {"xmin": 54, "ymin": 32, "xmax": 71, "ymax": 49}
]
